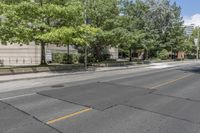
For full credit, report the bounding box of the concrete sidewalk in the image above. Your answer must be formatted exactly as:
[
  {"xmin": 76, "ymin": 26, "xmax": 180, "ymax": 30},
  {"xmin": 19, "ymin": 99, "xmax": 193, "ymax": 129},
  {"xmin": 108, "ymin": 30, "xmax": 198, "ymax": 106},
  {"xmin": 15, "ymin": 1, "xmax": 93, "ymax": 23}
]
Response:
[{"xmin": 0, "ymin": 60, "xmax": 198, "ymax": 83}]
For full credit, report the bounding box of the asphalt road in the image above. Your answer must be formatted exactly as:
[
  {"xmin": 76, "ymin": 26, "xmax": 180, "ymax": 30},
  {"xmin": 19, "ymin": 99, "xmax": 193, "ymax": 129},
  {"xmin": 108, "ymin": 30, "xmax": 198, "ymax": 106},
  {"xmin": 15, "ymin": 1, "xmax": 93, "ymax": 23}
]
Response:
[{"xmin": 1, "ymin": 62, "xmax": 200, "ymax": 133}]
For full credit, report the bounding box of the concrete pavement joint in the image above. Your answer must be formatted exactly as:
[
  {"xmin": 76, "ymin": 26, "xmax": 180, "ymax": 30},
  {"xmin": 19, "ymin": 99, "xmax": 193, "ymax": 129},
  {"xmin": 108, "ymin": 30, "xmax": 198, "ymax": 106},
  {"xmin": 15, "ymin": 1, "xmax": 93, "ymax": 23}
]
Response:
[
  {"xmin": 100, "ymin": 104, "xmax": 119, "ymax": 111},
  {"xmin": 152, "ymin": 93, "xmax": 200, "ymax": 103},
  {"xmin": 0, "ymin": 100, "xmax": 63, "ymax": 133},
  {"xmin": 37, "ymin": 93, "xmax": 92, "ymax": 109},
  {"xmin": 122, "ymin": 104, "xmax": 200, "ymax": 125}
]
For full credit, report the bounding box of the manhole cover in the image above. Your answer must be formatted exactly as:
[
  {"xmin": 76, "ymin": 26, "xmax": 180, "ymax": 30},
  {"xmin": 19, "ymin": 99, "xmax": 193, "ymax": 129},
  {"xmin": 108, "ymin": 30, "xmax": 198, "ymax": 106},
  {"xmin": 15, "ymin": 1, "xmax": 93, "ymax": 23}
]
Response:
[{"xmin": 51, "ymin": 85, "xmax": 64, "ymax": 88}]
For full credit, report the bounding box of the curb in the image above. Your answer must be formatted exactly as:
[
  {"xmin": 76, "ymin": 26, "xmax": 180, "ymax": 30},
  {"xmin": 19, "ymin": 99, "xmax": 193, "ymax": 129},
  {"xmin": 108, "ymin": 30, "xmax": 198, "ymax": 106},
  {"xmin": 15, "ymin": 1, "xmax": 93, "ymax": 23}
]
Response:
[
  {"xmin": 0, "ymin": 60, "xmax": 197, "ymax": 83},
  {"xmin": 0, "ymin": 64, "xmax": 85, "ymax": 76}
]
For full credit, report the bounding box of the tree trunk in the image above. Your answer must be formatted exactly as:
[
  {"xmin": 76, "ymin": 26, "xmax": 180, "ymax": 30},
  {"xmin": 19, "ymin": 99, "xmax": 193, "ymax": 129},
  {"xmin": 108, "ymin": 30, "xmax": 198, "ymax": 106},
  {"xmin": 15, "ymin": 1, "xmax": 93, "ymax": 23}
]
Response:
[
  {"xmin": 146, "ymin": 49, "xmax": 149, "ymax": 60},
  {"xmin": 95, "ymin": 46, "xmax": 100, "ymax": 61},
  {"xmin": 171, "ymin": 46, "xmax": 173, "ymax": 60},
  {"xmin": 67, "ymin": 44, "xmax": 70, "ymax": 64},
  {"xmin": 41, "ymin": 41, "xmax": 47, "ymax": 65},
  {"xmin": 129, "ymin": 49, "xmax": 132, "ymax": 62},
  {"xmin": 39, "ymin": 0, "xmax": 43, "ymax": 6}
]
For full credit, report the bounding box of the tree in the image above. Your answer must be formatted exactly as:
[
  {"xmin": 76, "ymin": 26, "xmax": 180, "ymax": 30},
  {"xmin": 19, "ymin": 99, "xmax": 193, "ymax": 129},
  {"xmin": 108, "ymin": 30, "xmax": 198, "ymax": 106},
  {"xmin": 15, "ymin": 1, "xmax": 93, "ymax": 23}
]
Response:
[
  {"xmin": 85, "ymin": 0, "xmax": 120, "ymax": 61},
  {"xmin": 118, "ymin": 0, "xmax": 149, "ymax": 60},
  {"xmin": 0, "ymin": 0, "xmax": 83, "ymax": 65},
  {"xmin": 0, "ymin": 0, "xmax": 189, "ymax": 65},
  {"xmin": 38, "ymin": 24, "xmax": 101, "ymax": 66},
  {"xmin": 74, "ymin": 24, "xmax": 102, "ymax": 67},
  {"xmin": 186, "ymin": 28, "xmax": 200, "ymax": 58},
  {"xmin": 145, "ymin": 0, "xmax": 185, "ymax": 59},
  {"xmin": 86, "ymin": 0, "xmax": 119, "ymax": 28},
  {"xmin": 36, "ymin": 27, "xmax": 77, "ymax": 63}
]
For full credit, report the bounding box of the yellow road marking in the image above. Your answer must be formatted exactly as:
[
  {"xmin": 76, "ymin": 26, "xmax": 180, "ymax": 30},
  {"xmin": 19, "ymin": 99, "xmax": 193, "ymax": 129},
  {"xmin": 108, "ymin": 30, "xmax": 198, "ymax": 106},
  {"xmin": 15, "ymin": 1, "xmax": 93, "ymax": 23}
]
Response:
[
  {"xmin": 47, "ymin": 108, "xmax": 92, "ymax": 124},
  {"xmin": 150, "ymin": 74, "xmax": 193, "ymax": 89}
]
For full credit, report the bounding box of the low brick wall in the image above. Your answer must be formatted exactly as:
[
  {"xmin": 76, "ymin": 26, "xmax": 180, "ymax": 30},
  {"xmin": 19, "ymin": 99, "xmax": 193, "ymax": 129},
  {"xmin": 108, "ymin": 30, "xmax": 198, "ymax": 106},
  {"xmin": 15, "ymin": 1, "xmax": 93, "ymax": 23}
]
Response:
[{"xmin": 0, "ymin": 64, "xmax": 84, "ymax": 75}]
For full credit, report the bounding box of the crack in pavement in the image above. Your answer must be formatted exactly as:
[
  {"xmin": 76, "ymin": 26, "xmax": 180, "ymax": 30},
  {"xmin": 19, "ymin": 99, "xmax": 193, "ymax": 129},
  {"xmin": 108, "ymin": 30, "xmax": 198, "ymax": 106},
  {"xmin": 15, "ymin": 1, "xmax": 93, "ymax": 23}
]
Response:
[
  {"xmin": 122, "ymin": 104, "xmax": 200, "ymax": 126},
  {"xmin": 0, "ymin": 100, "xmax": 63, "ymax": 133},
  {"xmin": 152, "ymin": 93, "xmax": 200, "ymax": 103},
  {"xmin": 37, "ymin": 93, "xmax": 92, "ymax": 109}
]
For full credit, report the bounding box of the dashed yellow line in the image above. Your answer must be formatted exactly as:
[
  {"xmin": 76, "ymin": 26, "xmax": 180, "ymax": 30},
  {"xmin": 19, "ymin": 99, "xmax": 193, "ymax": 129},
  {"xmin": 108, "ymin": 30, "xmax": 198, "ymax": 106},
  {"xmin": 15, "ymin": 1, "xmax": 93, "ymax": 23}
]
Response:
[
  {"xmin": 150, "ymin": 74, "xmax": 193, "ymax": 89},
  {"xmin": 47, "ymin": 108, "xmax": 92, "ymax": 124}
]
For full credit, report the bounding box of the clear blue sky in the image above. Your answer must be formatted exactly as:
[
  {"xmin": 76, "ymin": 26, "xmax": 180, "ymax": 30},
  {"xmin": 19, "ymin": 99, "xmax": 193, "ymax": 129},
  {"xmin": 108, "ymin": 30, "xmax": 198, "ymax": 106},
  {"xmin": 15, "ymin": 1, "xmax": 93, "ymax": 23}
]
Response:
[{"xmin": 171, "ymin": 0, "xmax": 200, "ymax": 17}]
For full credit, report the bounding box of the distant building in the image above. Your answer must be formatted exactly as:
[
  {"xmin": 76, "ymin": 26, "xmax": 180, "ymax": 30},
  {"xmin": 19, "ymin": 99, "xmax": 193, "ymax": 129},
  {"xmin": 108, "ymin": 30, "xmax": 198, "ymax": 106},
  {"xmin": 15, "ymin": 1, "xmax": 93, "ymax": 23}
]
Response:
[{"xmin": 185, "ymin": 24, "xmax": 195, "ymax": 36}]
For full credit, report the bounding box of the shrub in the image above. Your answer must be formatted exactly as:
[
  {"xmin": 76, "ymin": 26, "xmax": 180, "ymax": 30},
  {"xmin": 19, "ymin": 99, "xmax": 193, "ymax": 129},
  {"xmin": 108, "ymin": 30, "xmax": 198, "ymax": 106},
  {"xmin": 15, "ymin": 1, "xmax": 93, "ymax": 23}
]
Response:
[
  {"xmin": 52, "ymin": 53, "xmax": 65, "ymax": 64},
  {"xmin": 52, "ymin": 53, "xmax": 80, "ymax": 64},
  {"xmin": 70, "ymin": 54, "xmax": 79, "ymax": 64},
  {"xmin": 78, "ymin": 54, "xmax": 85, "ymax": 64},
  {"xmin": 158, "ymin": 49, "xmax": 169, "ymax": 60},
  {"xmin": 187, "ymin": 55, "xmax": 196, "ymax": 59}
]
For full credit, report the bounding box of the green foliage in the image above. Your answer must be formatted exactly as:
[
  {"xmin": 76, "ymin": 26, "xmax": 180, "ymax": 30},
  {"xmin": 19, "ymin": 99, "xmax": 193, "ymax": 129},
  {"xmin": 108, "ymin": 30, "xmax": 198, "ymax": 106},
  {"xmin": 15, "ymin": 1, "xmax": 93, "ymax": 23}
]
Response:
[
  {"xmin": 38, "ymin": 24, "xmax": 102, "ymax": 46},
  {"xmin": 0, "ymin": 0, "xmax": 84, "ymax": 64},
  {"xmin": 52, "ymin": 53, "xmax": 65, "ymax": 64},
  {"xmin": 0, "ymin": 0, "xmax": 192, "ymax": 64},
  {"xmin": 86, "ymin": 0, "xmax": 119, "ymax": 27},
  {"xmin": 158, "ymin": 49, "xmax": 169, "ymax": 60},
  {"xmin": 52, "ymin": 53, "xmax": 79, "ymax": 64},
  {"xmin": 0, "ymin": 0, "xmax": 83, "ymax": 42},
  {"xmin": 36, "ymin": 27, "xmax": 77, "ymax": 44},
  {"xmin": 73, "ymin": 24, "xmax": 102, "ymax": 46}
]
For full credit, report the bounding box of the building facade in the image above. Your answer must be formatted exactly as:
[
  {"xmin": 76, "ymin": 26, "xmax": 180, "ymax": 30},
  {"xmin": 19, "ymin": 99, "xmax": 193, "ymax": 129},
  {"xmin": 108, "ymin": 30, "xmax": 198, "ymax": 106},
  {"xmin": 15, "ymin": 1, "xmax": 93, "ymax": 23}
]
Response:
[
  {"xmin": 0, "ymin": 43, "xmax": 77, "ymax": 66},
  {"xmin": 0, "ymin": 42, "xmax": 41, "ymax": 66},
  {"xmin": 0, "ymin": 42, "xmax": 118, "ymax": 66}
]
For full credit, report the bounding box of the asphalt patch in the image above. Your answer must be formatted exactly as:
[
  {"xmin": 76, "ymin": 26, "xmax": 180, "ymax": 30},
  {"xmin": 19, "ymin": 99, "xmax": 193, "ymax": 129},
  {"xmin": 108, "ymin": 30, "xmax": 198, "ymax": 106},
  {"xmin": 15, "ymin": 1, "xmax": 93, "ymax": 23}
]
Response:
[
  {"xmin": 154, "ymin": 74, "xmax": 200, "ymax": 101},
  {"xmin": 38, "ymin": 82, "xmax": 149, "ymax": 111},
  {"xmin": 4, "ymin": 94, "xmax": 88, "ymax": 122},
  {"xmin": 0, "ymin": 102, "xmax": 59, "ymax": 133},
  {"xmin": 124, "ymin": 93, "xmax": 200, "ymax": 124},
  {"xmin": 108, "ymin": 69, "xmax": 188, "ymax": 88},
  {"xmin": 50, "ymin": 105, "xmax": 200, "ymax": 133}
]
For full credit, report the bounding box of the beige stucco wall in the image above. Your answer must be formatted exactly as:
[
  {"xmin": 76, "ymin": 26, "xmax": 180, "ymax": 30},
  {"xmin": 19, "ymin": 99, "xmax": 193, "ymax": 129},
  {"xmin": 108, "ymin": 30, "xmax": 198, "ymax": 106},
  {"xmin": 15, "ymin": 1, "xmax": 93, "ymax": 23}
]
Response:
[
  {"xmin": 46, "ymin": 44, "xmax": 78, "ymax": 54},
  {"xmin": 0, "ymin": 43, "xmax": 78, "ymax": 66},
  {"xmin": 104, "ymin": 46, "xmax": 119, "ymax": 59},
  {"xmin": 108, "ymin": 47, "xmax": 119, "ymax": 59},
  {"xmin": 0, "ymin": 42, "xmax": 41, "ymax": 66},
  {"xmin": 0, "ymin": 42, "xmax": 117, "ymax": 66}
]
